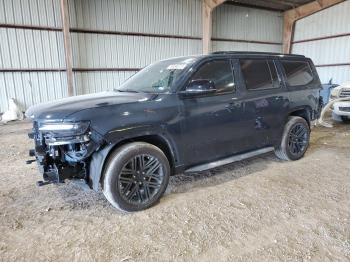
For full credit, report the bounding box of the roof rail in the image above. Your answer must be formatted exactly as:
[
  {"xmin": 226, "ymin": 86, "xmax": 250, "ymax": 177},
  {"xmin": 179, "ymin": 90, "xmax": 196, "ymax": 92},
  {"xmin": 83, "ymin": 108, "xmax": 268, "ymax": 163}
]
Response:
[{"xmin": 211, "ymin": 51, "xmax": 305, "ymax": 57}]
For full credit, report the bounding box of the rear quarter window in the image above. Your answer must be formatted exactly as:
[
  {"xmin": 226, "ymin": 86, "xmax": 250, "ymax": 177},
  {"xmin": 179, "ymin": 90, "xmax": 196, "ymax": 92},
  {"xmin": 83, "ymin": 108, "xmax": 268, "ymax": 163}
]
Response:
[{"xmin": 281, "ymin": 60, "xmax": 313, "ymax": 86}]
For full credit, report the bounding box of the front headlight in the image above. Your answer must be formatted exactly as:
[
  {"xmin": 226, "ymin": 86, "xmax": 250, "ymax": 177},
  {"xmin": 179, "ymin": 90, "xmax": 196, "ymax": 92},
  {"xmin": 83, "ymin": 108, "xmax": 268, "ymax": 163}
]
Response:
[
  {"xmin": 330, "ymin": 88, "xmax": 341, "ymax": 99},
  {"xmin": 39, "ymin": 121, "xmax": 90, "ymax": 137}
]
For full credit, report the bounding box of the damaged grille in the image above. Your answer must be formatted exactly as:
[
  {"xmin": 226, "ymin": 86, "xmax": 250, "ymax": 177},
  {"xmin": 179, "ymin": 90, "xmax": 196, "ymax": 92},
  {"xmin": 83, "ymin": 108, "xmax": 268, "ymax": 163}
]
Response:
[
  {"xmin": 339, "ymin": 107, "xmax": 350, "ymax": 112},
  {"xmin": 28, "ymin": 120, "xmax": 92, "ymax": 184},
  {"xmin": 340, "ymin": 88, "xmax": 350, "ymax": 98},
  {"xmin": 30, "ymin": 121, "xmax": 46, "ymax": 154}
]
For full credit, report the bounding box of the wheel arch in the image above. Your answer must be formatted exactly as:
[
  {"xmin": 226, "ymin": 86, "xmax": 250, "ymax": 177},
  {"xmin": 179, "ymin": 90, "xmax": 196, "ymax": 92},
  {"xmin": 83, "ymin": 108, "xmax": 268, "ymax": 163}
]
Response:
[
  {"xmin": 288, "ymin": 107, "xmax": 312, "ymax": 127},
  {"xmin": 89, "ymin": 134, "xmax": 177, "ymax": 191}
]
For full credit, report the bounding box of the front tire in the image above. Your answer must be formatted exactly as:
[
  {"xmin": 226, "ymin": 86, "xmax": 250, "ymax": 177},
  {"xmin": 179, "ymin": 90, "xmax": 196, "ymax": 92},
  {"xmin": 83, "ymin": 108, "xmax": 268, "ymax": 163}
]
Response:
[
  {"xmin": 275, "ymin": 116, "xmax": 310, "ymax": 161},
  {"xmin": 341, "ymin": 116, "xmax": 350, "ymax": 122},
  {"xmin": 102, "ymin": 142, "xmax": 170, "ymax": 212}
]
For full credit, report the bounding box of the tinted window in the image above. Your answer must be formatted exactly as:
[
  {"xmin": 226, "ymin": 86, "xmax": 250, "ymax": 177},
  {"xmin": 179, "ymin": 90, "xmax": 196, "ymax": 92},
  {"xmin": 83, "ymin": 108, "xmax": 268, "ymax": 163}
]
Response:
[
  {"xmin": 190, "ymin": 60, "xmax": 235, "ymax": 94},
  {"xmin": 240, "ymin": 59, "xmax": 279, "ymax": 90},
  {"xmin": 281, "ymin": 60, "xmax": 313, "ymax": 86}
]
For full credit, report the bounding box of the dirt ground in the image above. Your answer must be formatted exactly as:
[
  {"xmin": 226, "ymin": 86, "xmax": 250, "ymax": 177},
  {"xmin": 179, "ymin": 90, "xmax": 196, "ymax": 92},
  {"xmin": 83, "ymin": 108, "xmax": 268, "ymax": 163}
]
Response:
[{"xmin": 0, "ymin": 120, "xmax": 349, "ymax": 262}]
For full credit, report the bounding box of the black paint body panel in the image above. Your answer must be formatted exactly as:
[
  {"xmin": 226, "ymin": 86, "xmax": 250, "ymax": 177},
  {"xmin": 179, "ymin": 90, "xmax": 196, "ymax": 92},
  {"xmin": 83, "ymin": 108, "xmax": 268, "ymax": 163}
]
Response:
[{"xmin": 26, "ymin": 52, "xmax": 322, "ymax": 188}]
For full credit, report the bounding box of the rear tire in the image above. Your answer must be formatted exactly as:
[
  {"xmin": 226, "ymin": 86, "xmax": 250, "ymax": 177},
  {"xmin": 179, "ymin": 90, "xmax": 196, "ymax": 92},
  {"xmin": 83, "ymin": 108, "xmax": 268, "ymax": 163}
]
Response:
[
  {"xmin": 102, "ymin": 142, "xmax": 170, "ymax": 212},
  {"xmin": 275, "ymin": 116, "xmax": 310, "ymax": 161}
]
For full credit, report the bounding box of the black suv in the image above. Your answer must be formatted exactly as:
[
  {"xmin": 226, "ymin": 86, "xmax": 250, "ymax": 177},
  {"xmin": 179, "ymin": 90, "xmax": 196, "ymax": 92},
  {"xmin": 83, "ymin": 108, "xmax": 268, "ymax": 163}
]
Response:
[{"xmin": 26, "ymin": 51, "xmax": 322, "ymax": 212}]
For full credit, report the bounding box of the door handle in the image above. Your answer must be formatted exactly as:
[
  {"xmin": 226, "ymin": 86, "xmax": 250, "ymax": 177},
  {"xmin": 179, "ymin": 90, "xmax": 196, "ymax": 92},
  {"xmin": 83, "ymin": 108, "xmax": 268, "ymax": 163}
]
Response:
[{"xmin": 274, "ymin": 96, "xmax": 284, "ymax": 102}]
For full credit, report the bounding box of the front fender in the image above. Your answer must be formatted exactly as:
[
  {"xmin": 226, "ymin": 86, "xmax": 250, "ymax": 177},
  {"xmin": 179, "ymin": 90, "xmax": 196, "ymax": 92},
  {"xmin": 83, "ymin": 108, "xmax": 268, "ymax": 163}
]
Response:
[
  {"xmin": 89, "ymin": 144, "xmax": 114, "ymax": 191},
  {"xmin": 89, "ymin": 125, "xmax": 179, "ymax": 191},
  {"xmin": 103, "ymin": 124, "xmax": 179, "ymax": 161},
  {"xmin": 104, "ymin": 124, "xmax": 166, "ymax": 144}
]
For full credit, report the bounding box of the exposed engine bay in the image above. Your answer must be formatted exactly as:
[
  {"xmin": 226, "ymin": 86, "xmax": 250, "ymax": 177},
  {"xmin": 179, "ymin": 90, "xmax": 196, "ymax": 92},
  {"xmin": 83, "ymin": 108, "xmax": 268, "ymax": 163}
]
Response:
[{"xmin": 28, "ymin": 121, "xmax": 102, "ymax": 186}]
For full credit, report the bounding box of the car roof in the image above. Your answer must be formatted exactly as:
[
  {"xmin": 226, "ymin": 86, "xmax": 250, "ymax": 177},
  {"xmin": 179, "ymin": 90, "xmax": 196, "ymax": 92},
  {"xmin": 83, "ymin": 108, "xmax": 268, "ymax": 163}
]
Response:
[
  {"xmin": 209, "ymin": 51, "xmax": 306, "ymax": 59},
  {"xmin": 157, "ymin": 52, "xmax": 309, "ymax": 69}
]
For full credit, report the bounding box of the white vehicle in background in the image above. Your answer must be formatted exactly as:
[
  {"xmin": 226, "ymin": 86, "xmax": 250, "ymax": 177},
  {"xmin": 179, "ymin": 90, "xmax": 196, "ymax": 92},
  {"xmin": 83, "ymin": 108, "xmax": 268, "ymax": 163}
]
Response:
[{"xmin": 330, "ymin": 82, "xmax": 350, "ymax": 122}]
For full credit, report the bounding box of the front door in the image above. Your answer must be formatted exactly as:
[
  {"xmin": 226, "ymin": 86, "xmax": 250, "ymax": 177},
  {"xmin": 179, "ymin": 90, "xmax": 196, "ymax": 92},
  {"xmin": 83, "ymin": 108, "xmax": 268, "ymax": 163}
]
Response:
[{"xmin": 179, "ymin": 59, "xmax": 247, "ymax": 166}]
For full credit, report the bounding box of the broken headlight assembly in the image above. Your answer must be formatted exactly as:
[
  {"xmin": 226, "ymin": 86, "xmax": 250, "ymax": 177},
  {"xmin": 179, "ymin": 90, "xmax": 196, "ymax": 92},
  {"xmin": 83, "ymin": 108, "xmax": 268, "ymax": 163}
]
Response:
[{"xmin": 38, "ymin": 121, "xmax": 91, "ymax": 145}]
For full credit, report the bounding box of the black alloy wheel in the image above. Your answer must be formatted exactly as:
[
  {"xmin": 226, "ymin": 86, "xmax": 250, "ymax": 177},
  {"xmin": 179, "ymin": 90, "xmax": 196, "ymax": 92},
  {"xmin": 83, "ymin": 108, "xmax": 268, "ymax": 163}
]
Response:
[
  {"xmin": 102, "ymin": 142, "xmax": 170, "ymax": 212},
  {"xmin": 118, "ymin": 154, "xmax": 164, "ymax": 204},
  {"xmin": 287, "ymin": 123, "xmax": 308, "ymax": 157},
  {"xmin": 275, "ymin": 116, "xmax": 310, "ymax": 161}
]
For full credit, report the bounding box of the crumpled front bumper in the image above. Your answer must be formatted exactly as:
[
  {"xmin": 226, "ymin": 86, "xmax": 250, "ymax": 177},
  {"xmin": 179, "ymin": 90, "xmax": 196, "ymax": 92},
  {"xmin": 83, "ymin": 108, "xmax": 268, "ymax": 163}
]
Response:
[
  {"xmin": 28, "ymin": 132, "xmax": 86, "ymax": 185},
  {"xmin": 27, "ymin": 121, "xmax": 101, "ymax": 186}
]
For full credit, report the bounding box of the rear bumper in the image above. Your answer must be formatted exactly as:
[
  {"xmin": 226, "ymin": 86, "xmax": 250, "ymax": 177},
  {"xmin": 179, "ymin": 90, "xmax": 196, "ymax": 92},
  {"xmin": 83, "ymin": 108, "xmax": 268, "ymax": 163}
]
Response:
[{"xmin": 333, "ymin": 101, "xmax": 350, "ymax": 116}]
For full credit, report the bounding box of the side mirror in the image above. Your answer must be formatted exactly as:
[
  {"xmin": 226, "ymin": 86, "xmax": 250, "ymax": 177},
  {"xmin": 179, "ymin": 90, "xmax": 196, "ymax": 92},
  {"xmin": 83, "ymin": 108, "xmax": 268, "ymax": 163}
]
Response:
[{"xmin": 180, "ymin": 79, "xmax": 216, "ymax": 97}]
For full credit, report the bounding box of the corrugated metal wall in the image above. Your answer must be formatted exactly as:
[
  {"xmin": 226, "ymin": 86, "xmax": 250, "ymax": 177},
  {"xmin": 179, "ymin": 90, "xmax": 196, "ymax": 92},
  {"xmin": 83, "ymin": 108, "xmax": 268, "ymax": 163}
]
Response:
[
  {"xmin": 0, "ymin": 0, "xmax": 202, "ymax": 112},
  {"xmin": 0, "ymin": 0, "xmax": 66, "ymax": 113},
  {"xmin": 68, "ymin": 0, "xmax": 202, "ymax": 95},
  {"xmin": 1, "ymin": 0, "xmax": 287, "ymax": 112},
  {"xmin": 212, "ymin": 5, "xmax": 283, "ymax": 53},
  {"xmin": 292, "ymin": 1, "xmax": 350, "ymax": 84}
]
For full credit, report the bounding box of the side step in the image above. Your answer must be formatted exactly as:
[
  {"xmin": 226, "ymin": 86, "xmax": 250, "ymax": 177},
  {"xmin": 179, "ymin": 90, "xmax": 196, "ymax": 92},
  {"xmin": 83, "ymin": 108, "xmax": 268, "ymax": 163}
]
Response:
[{"xmin": 185, "ymin": 147, "xmax": 274, "ymax": 173}]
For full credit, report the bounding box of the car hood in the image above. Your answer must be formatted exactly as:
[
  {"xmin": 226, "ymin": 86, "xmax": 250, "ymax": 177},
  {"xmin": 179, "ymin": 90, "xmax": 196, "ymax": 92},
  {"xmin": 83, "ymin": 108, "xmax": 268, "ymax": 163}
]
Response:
[{"xmin": 25, "ymin": 91, "xmax": 155, "ymax": 121}]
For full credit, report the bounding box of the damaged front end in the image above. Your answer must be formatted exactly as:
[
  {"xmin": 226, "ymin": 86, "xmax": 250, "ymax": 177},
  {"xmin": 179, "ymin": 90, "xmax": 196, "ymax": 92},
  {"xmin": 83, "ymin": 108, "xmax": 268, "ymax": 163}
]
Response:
[{"xmin": 27, "ymin": 121, "xmax": 102, "ymax": 186}]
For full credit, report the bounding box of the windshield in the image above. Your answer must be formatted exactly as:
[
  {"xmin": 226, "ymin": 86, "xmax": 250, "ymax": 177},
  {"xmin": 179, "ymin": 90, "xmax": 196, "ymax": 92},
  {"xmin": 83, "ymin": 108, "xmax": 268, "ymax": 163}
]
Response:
[{"xmin": 115, "ymin": 57, "xmax": 198, "ymax": 93}]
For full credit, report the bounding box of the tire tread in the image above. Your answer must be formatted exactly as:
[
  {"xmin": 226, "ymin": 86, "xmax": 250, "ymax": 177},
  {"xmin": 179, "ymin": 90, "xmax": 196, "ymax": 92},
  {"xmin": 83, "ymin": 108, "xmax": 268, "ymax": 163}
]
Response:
[
  {"xmin": 274, "ymin": 116, "xmax": 310, "ymax": 161},
  {"xmin": 102, "ymin": 142, "xmax": 170, "ymax": 212}
]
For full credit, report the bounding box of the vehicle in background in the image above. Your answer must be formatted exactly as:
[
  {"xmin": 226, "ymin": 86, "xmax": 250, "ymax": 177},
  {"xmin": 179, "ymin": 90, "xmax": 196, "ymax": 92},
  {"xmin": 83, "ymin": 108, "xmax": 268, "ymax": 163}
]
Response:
[
  {"xmin": 26, "ymin": 51, "xmax": 322, "ymax": 212},
  {"xmin": 330, "ymin": 82, "xmax": 350, "ymax": 122},
  {"xmin": 320, "ymin": 81, "xmax": 337, "ymax": 106}
]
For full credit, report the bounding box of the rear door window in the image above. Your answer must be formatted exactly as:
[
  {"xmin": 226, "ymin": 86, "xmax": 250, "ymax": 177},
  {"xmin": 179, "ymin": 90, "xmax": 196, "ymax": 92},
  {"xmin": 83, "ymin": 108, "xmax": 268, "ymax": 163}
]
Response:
[
  {"xmin": 281, "ymin": 60, "xmax": 313, "ymax": 86},
  {"xmin": 239, "ymin": 59, "xmax": 279, "ymax": 91}
]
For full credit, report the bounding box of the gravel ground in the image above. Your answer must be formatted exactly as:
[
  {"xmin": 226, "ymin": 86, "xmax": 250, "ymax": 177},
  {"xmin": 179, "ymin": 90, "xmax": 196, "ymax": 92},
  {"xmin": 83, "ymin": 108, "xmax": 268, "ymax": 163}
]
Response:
[{"xmin": 0, "ymin": 120, "xmax": 349, "ymax": 261}]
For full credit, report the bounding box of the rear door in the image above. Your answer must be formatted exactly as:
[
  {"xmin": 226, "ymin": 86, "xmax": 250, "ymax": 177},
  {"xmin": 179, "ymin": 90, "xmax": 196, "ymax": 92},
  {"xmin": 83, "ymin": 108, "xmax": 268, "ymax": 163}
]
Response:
[{"xmin": 238, "ymin": 58, "xmax": 289, "ymax": 148}]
